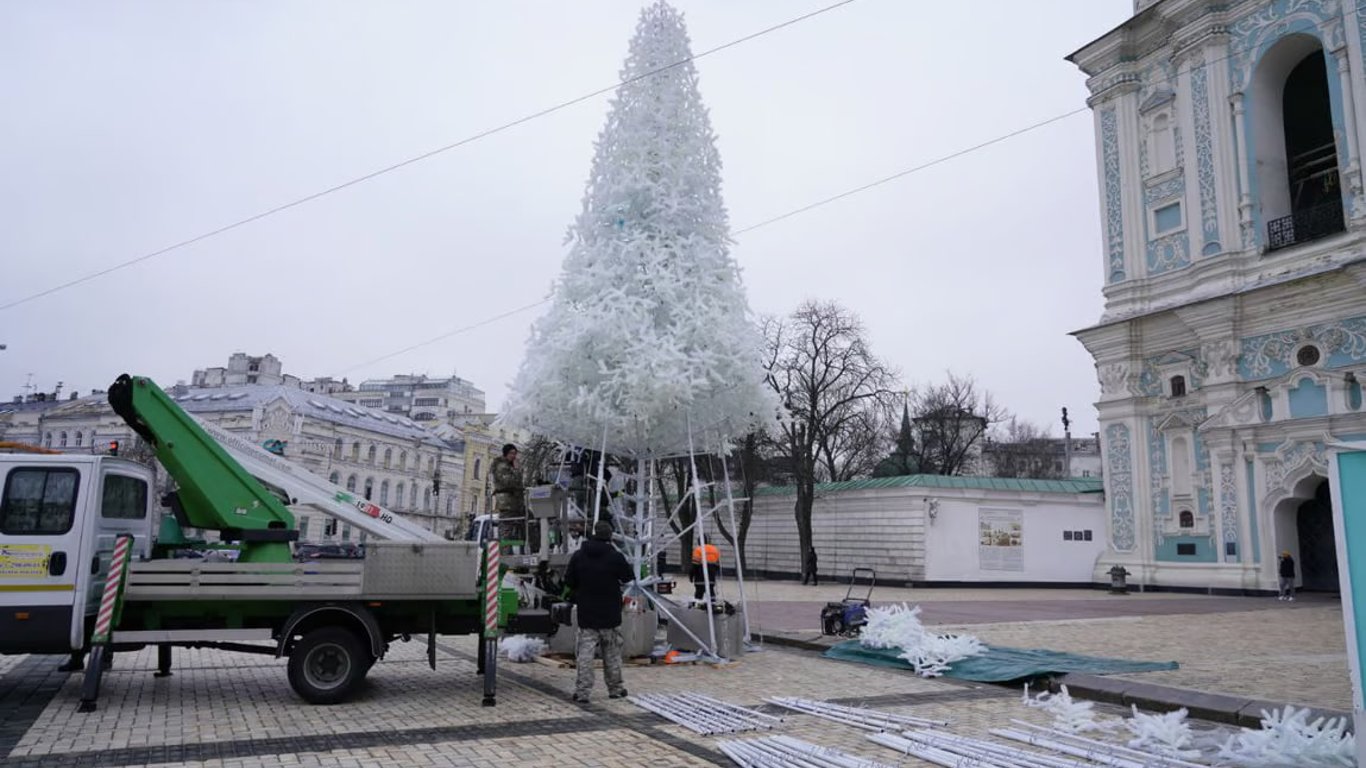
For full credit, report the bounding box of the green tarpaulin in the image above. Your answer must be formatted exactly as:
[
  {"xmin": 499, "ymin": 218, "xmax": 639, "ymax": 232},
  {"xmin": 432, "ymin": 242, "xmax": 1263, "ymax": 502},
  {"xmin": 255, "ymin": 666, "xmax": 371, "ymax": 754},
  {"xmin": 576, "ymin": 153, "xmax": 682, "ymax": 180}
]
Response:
[{"xmin": 823, "ymin": 640, "xmax": 1178, "ymax": 683}]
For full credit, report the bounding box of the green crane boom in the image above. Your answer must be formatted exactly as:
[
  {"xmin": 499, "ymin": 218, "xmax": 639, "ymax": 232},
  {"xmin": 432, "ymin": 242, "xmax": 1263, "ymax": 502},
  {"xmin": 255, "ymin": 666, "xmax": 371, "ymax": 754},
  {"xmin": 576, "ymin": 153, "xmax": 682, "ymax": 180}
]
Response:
[{"xmin": 108, "ymin": 373, "xmax": 296, "ymax": 563}]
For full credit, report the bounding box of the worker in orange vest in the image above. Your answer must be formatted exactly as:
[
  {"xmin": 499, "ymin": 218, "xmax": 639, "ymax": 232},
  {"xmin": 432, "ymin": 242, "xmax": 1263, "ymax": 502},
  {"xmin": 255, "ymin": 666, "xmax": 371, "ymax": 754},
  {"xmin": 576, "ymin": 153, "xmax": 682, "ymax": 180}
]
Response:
[{"xmin": 691, "ymin": 543, "xmax": 720, "ymax": 601}]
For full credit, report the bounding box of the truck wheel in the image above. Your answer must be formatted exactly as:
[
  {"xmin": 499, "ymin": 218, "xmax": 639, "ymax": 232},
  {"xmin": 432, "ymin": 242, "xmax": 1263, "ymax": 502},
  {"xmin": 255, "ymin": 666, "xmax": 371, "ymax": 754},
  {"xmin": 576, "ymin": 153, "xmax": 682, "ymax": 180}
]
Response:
[{"xmin": 288, "ymin": 627, "xmax": 368, "ymax": 705}]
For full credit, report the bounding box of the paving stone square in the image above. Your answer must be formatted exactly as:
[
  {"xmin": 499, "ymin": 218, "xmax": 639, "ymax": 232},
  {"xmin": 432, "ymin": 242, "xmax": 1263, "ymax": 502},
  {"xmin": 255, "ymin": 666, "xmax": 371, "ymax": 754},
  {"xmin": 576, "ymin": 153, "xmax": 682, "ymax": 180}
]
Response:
[{"xmin": 1, "ymin": 584, "xmax": 1352, "ymax": 767}]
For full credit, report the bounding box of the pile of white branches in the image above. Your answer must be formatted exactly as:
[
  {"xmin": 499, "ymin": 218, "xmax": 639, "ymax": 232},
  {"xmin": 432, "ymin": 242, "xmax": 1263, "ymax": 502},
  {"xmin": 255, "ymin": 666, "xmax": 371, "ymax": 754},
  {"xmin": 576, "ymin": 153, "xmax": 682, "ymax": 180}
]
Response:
[
  {"xmin": 1218, "ymin": 706, "xmax": 1355, "ymax": 767},
  {"xmin": 498, "ymin": 635, "xmax": 546, "ymax": 663},
  {"xmin": 859, "ymin": 603, "xmax": 986, "ymax": 677}
]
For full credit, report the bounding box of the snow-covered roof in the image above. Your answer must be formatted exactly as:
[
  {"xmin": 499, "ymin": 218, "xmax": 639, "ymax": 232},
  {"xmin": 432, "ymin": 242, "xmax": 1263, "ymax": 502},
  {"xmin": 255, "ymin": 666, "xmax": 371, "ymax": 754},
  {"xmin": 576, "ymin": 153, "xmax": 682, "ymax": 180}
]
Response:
[
  {"xmin": 38, "ymin": 385, "xmax": 461, "ymax": 450},
  {"xmin": 170, "ymin": 385, "xmax": 457, "ymax": 448}
]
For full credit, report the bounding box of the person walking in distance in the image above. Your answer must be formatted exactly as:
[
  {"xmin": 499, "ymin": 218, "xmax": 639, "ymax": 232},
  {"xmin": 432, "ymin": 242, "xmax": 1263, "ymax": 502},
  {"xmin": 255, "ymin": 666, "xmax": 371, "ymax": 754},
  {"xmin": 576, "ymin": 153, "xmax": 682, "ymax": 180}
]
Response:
[
  {"xmin": 491, "ymin": 444, "xmax": 526, "ymax": 549},
  {"xmin": 1278, "ymin": 550, "xmax": 1297, "ymax": 602},
  {"xmin": 802, "ymin": 547, "xmax": 819, "ymax": 586},
  {"xmin": 565, "ymin": 520, "xmax": 633, "ymax": 702}
]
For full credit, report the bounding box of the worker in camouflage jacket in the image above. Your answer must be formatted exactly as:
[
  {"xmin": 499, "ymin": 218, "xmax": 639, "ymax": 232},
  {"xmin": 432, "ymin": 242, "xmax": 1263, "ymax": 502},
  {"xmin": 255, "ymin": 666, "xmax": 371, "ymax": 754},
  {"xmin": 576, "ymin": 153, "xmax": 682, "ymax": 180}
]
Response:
[
  {"xmin": 565, "ymin": 520, "xmax": 634, "ymax": 702},
  {"xmin": 491, "ymin": 443, "xmax": 526, "ymax": 545}
]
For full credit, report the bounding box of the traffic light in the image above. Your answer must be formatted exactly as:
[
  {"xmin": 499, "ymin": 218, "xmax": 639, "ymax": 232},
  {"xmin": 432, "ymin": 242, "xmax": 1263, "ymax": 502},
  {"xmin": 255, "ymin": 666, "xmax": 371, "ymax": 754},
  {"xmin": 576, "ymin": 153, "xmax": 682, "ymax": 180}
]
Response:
[{"xmin": 108, "ymin": 440, "xmax": 120, "ymax": 456}]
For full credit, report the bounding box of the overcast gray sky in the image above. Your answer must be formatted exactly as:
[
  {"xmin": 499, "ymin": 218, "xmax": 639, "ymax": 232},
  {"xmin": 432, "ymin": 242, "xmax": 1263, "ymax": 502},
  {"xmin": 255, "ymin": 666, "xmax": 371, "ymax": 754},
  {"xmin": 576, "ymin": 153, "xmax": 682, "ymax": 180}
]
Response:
[{"xmin": 1, "ymin": 1, "xmax": 1131, "ymax": 436}]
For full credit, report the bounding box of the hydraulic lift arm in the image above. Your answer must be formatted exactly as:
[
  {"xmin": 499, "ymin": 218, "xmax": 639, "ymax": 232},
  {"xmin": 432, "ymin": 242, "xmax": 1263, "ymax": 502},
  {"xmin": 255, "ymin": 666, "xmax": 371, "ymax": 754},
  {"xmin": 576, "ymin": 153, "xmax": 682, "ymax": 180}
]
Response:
[{"xmin": 108, "ymin": 374, "xmax": 297, "ymax": 563}]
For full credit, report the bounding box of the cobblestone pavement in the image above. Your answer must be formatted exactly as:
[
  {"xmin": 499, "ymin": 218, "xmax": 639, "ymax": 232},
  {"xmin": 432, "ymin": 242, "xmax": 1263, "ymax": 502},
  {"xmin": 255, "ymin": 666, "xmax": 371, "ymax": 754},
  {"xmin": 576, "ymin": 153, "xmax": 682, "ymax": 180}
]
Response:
[
  {"xmin": 0, "ymin": 637, "xmax": 1092, "ymax": 768},
  {"xmin": 743, "ymin": 579, "xmax": 1353, "ymax": 712},
  {"xmin": 2, "ymin": 583, "xmax": 1348, "ymax": 765}
]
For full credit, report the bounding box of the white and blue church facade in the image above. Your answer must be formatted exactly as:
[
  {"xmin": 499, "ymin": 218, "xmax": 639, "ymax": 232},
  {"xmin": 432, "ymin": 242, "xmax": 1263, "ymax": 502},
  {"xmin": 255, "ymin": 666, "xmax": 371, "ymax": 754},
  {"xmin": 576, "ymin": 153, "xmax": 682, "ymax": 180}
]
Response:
[{"xmin": 1070, "ymin": 0, "xmax": 1366, "ymax": 592}]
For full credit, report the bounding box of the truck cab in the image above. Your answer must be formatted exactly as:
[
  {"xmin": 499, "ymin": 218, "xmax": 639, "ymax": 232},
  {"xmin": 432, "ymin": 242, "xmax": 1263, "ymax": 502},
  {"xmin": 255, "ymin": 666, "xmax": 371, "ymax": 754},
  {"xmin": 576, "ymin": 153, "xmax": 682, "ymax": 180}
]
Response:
[{"xmin": 0, "ymin": 454, "xmax": 157, "ymax": 655}]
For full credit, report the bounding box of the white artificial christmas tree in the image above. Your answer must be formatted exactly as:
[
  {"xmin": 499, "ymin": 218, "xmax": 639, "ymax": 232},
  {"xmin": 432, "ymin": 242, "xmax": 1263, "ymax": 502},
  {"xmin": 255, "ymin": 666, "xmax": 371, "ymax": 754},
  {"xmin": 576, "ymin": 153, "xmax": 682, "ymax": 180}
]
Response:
[{"xmin": 502, "ymin": 0, "xmax": 778, "ymax": 457}]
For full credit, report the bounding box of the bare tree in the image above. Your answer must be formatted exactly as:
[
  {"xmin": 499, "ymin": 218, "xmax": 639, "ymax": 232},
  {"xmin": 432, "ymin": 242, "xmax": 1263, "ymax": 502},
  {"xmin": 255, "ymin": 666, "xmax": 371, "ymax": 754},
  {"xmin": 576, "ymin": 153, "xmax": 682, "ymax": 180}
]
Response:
[
  {"xmin": 817, "ymin": 398, "xmax": 892, "ymax": 481},
  {"xmin": 710, "ymin": 431, "xmax": 772, "ymax": 573},
  {"xmin": 983, "ymin": 417, "xmax": 1064, "ymax": 479},
  {"xmin": 654, "ymin": 456, "xmax": 697, "ymax": 568},
  {"xmin": 909, "ymin": 373, "xmax": 1007, "ymax": 476},
  {"xmin": 764, "ymin": 301, "xmax": 898, "ymax": 572}
]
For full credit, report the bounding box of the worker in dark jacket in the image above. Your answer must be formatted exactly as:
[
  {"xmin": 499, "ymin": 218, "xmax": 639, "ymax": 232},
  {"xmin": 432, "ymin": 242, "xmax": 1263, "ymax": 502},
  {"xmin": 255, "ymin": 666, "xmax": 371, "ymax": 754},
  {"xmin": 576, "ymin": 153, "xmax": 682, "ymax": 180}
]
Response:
[
  {"xmin": 802, "ymin": 547, "xmax": 819, "ymax": 586},
  {"xmin": 1278, "ymin": 550, "xmax": 1297, "ymax": 602},
  {"xmin": 565, "ymin": 520, "xmax": 634, "ymax": 702}
]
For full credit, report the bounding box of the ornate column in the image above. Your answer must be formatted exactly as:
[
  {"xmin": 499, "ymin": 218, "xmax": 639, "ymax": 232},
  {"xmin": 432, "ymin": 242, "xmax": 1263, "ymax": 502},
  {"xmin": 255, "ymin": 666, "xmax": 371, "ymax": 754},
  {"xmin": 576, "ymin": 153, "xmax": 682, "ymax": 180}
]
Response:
[
  {"xmin": 1214, "ymin": 453, "xmax": 1241, "ymax": 563},
  {"xmin": 1333, "ymin": 47, "xmax": 1366, "ymax": 220},
  {"xmin": 1229, "ymin": 95, "xmax": 1255, "ymax": 250}
]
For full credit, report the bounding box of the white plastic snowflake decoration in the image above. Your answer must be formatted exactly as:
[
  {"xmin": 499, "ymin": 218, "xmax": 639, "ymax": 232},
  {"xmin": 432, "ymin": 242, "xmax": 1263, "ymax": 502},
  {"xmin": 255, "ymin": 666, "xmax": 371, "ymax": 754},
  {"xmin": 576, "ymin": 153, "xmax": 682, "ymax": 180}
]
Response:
[
  {"xmin": 1021, "ymin": 683, "xmax": 1119, "ymax": 734},
  {"xmin": 1217, "ymin": 706, "xmax": 1355, "ymax": 767},
  {"xmin": 1125, "ymin": 705, "xmax": 1200, "ymax": 759},
  {"xmin": 498, "ymin": 635, "xmax": 547, "ymax": 663},
  {"xmin": 859, "ymin": 603, "xmax": 985, "ymax": 678}
]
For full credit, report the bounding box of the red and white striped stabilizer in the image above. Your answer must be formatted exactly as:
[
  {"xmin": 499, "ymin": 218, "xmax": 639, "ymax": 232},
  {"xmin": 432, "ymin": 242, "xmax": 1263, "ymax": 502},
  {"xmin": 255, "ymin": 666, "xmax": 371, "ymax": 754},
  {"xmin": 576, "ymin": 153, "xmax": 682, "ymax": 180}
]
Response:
[
  {"xmin": 92, "ymin": 534, "xmax": 133, "ymax": 644},
  {"xmin": 484, "ymin": 540, "xmax": 500, "ymax": 637}
]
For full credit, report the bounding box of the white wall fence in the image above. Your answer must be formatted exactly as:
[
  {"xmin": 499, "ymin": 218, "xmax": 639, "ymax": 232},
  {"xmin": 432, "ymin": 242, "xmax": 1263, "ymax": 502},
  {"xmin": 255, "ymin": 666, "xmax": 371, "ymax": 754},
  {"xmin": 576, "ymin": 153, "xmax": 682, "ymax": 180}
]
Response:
[{"xmin": 705, "ymin": 480, "xmax": 1107, "ymax": 586}]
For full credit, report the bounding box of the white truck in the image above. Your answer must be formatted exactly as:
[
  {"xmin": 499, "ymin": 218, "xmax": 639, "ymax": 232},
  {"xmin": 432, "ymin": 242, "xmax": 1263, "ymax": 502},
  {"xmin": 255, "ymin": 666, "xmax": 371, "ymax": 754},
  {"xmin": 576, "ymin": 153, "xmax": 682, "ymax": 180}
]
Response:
[{"xmin": 0, "ymin": 374, "xmax": 552, "ymax": 710}]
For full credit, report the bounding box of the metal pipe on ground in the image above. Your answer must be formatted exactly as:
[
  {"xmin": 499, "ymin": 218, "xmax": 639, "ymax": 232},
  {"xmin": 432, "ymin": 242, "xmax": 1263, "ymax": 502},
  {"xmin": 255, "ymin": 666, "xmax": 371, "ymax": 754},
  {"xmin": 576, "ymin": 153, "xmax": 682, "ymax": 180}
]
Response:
[
  {"xmin": 998, "ymin": 721, "xmax": 1207, "ymax": 768},
  {"xmin": 718, "ymin": 735, "xmax": 896, "ymax": 768},
  {"xmin": 766, "ymin": 696, "xmax": 947, "ymax": 731},
  {"xmin": 868, "ymin": 732, "xmax": 1016, "ymax": 768},
  {"xmin": 899, "ymin": 729, "xmax": 1088, "ymax": 768}
]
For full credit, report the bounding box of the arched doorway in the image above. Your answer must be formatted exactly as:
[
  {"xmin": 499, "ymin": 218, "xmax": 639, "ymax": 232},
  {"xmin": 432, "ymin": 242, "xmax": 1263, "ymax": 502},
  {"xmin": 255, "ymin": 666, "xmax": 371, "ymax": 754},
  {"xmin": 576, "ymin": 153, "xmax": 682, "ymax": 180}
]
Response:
[
  {"xmin": 1296, "ymin": 479, "xmax": 1339, "ymax": 591},
  {"xmin": 1271, "ymin": 471, "xmax": 1340, "ymax": 593}
]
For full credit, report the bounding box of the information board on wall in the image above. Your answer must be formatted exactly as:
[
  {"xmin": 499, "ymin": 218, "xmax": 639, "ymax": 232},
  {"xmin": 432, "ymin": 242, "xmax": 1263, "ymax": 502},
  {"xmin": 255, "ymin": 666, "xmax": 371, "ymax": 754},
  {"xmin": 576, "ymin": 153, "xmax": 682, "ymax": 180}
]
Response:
[{"xmin": 978, "ymin": 508, "xmax": 1023, "ymax": 572}]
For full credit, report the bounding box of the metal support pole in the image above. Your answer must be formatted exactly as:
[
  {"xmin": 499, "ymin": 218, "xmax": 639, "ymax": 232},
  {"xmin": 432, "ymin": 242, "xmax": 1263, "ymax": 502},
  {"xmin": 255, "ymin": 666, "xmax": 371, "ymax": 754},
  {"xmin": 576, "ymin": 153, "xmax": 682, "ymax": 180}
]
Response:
[
  {"xmin": 592, "ymin": 425, "xmax": 608, "ymax": 526},
  {"xmin": 482, "ymin": 539, "xmax": 500, "ymax": 707},
  {"xmin": 77, "ymin": 646, "xmax": 108, "ymax": 713},
  {"xmin": 717, "ymin": 446, "xmax": 752, "ymax": 642},
  {"xmin": 687, "ymin": 416, "xmax": 718, "ymax": 656},
  {"xmin": 154, "ymin": 645, "xmax": 173, "ymax": 678},
  {"xmin": 640, "ymin": 589, "xmax": 720, "ymax": 660},
  {"xmin": 481, "ymin": 638, "xmax": 497, "ymax": 707},
  {"xmin": 79, "ymin": 533, "xmax": 132, "ymax": 713}
]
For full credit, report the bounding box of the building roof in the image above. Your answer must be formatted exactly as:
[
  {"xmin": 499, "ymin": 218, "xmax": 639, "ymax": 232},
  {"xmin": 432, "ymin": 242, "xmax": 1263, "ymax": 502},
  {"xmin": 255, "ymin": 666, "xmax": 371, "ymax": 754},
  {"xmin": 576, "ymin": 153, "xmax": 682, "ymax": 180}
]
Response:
[
  {"xmin": 0, "ymin": 398, "xmax": 70, "ymax": 417},
  {"xmin": 754, "ymin": 474, "xmax": 1104, "ymax": 497},
  {"xmin": 36, "ymin": 385, "xmax": 461, "ymax": 450},
  {"xmin": 175, "ymin": 385, "xmax": 459, "ymax": 448}
]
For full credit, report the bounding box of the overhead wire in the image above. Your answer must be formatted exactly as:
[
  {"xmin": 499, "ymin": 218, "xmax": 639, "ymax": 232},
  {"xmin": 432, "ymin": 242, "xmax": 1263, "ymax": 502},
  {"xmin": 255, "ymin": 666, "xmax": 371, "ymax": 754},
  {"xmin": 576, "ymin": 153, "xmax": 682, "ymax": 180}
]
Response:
[
  {"xmin": 330, "ymin": 20, "xmax": 1329, "ymax": 371},
  {"xmin": 8, "ymin": 5, "xmax": 1341, "ymax": 377},
  {"xmin": 0, "ymin": 0, "xmax": 859, "ymax": 313}
]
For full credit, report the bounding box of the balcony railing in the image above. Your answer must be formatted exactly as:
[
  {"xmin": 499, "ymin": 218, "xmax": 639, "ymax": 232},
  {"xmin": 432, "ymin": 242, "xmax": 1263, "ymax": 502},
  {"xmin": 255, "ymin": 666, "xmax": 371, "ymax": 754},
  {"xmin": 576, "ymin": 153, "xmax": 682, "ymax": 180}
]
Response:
[{"xmin": 1267, "ymin": 200, "xmax": 1345, "ymax": 250}]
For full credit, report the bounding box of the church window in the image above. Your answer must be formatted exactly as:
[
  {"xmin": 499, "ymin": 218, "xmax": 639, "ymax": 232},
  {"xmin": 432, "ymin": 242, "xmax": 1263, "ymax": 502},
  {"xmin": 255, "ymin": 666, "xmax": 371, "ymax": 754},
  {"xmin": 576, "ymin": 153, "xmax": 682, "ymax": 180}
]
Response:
[
  {"xmin": 1178, "ymin": 510, "xmax": 1194, "ymax": 529},
  {"xmin": 1252, "ymin": 40, "xmax": 1344, "ymax": 249},
  {"xmin": 1153, "ymin": 202, "xmax": 1183, "ymax": 234},
  {"xmin": 1151, "ymin": 114, "xmax": 1175, "ymax": 173},
  {"xmin": 1171, "ymin": 436, "xmax": 1192, "ymax": 497},
  {"xmin": 1296, "ymin": 345, "xmax": 1321, "ymax": 367},
  {"xmin": 1169, "ymin": 375, "xmax": 1186, "ymax": 398},
  {"xmin": 1176, "ymin": 542, "xmax": 1197, "ymax": 556}
]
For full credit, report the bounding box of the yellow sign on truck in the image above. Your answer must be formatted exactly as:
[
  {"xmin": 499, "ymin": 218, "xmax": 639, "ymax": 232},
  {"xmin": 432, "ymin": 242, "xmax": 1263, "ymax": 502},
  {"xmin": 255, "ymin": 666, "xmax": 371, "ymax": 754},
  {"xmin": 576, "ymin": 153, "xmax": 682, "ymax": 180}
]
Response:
[{"xmin": 0, "ymin": 544, "xmax": 52, "ymax": 578}]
